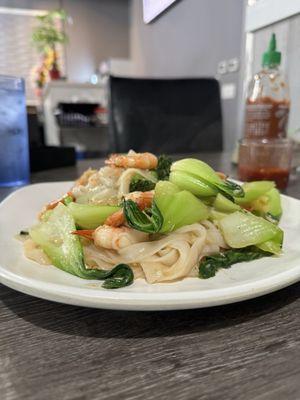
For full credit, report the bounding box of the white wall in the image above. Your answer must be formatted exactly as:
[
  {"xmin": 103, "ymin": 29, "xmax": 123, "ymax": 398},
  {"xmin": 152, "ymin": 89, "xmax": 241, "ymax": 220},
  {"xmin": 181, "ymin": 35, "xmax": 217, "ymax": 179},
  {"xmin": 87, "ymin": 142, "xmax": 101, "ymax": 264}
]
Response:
[
  {"xmin": 63, "ymin": 0, "xmax": 129, "ymax": 82},
  {"xmin": 130, "ymin": 0, "xmax": 245, "ymax": 150}
]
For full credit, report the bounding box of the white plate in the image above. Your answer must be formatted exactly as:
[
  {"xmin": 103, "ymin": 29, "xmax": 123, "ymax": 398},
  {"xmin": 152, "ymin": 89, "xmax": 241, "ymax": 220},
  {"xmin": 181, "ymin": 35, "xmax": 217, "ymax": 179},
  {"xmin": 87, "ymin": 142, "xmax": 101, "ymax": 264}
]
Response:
[{"xmin": 0, "ymin": 182, "xmax": 300, "ymax": 311}]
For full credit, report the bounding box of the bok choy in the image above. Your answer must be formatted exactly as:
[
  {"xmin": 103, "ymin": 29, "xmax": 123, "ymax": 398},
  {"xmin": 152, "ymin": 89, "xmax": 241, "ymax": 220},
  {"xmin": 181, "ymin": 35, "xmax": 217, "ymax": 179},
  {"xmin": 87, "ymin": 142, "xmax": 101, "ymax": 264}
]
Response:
[
  {"xmin": 219, "ymin": 211, "xmax": 283, "ymax": 255},
  {"xmin": 29, "ymin": 203, "xmax": 133, "ymax": 288},
  {"xmin": 129, "ymin": 175, "xmax": 156, "ymax": 192},
  {"xmin": 155, "ymin": 155, "xmax": 173, "ymax": 180},
  {"xmin": 170, "ymin": 158, "xmax": 244, "ymax": 199},
  {"xmin": 199, "ymin": 247, "xmax": 271, "ymax": 279},
  {"xmin": 123, "ymin": 199, "xmax": 163, "ymax": 233},
  {"xmin": 154, "ymin": 181, "xmax": 208, "ymax": 232},
  {"xmin": 235, "ymin": 181, "xmax": 275, "ymax": 205},
  {"xmin": 67, "ymin": 202, "xmax": 120, "ymax": 229},
  {"xmin": 250, "ymin": 187, "xmax": 282, "ymax": 223}
]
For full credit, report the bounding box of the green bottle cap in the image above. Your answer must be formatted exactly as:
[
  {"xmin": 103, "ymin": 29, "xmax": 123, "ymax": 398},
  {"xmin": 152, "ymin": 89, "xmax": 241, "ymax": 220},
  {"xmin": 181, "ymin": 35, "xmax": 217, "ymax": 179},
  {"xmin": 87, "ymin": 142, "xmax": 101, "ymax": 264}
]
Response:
[{"xmin": 262, "ymin": 33, "xmax": 281, "ymax": 67}]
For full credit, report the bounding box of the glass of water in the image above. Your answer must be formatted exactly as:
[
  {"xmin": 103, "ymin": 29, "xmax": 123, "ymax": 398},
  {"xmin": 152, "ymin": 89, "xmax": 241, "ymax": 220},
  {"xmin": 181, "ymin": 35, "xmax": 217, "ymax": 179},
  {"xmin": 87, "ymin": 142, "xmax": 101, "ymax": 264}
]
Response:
[{"xmin": 0, "ymin": 76, "xmax": 30, "ymax": 187}]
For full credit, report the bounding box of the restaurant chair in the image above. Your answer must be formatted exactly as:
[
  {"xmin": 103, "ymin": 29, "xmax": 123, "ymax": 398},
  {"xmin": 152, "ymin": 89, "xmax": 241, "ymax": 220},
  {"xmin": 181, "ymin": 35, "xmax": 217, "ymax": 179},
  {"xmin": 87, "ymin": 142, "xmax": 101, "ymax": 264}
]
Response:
[
  {"xmin": 27, "ymin": 106, "xmax": 76, "ymax": 172},
  {"xmin": 109, "ymin": 76, "xmax": 223, "ymax": 153}
]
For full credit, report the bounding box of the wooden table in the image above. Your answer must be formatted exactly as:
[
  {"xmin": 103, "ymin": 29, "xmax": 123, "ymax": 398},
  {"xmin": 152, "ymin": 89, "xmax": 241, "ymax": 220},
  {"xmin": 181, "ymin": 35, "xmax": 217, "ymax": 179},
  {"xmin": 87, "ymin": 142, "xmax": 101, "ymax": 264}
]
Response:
[{"xmin": 1, "ymin": 153, "xmax": 300, "ymax": 400}]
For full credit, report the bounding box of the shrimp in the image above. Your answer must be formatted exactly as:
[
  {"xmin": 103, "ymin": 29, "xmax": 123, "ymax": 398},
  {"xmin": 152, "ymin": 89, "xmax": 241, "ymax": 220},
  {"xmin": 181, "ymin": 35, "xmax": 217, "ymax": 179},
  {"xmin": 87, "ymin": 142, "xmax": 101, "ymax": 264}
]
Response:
[
  {"xmin": 73, "ymin": 225, "xmax": 148, "ymax": 250},
  {"xmin": 74, "ymin": 168, "xmax": 98, "ymax": 187},
  {"xmin": 46, "ymin": 191, "xmax": 74, "ymax": 210},
  {"xmin": 105, "ymin": 191, "xmax": 154, "ymax": 227},
  {"xmin": 105, "ymin": 152, "xmax": 158, "ymax": 170},
  {"xmin": 38, "ymin": 192, "xmax": 74, "ymax": 220}
]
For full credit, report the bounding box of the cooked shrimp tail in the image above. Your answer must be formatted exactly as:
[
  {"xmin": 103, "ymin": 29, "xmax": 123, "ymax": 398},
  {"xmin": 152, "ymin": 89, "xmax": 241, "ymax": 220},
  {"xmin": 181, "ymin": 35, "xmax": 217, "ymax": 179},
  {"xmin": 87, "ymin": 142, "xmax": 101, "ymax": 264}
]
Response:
[
  {"xmin": 38, "ymin": 192, "xmax": 74, "ymax": 220},
  {"xmin": 72, "ymin": 229, "xmax": 94, "ymax": 240},
  {"xmin": 104, "ymin": 209, "xmax": 125, "ymax": 227}
]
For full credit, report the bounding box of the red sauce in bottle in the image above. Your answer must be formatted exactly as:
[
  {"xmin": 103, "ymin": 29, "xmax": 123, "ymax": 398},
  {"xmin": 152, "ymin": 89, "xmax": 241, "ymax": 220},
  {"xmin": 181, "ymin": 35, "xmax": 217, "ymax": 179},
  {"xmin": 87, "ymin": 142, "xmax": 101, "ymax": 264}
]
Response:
[
  {"xmin": 238, "ymin": 166, "xmax": 289, "ymax": 189},
  {"xmin": 240, "ymin": 35, "xmax": 291, "ymax": 190},
  {"xmin": 245, "ymin": 97, "xmax": 290, "ymax": 139}
]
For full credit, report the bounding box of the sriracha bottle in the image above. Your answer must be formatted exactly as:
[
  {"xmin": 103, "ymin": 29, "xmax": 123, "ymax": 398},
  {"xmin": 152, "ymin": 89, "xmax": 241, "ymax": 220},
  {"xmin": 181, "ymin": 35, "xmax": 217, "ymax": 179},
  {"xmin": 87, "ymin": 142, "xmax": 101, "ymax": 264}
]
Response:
[{"xmin": 245, "ymin": 33, "xmax": 289, "ymax": 139}]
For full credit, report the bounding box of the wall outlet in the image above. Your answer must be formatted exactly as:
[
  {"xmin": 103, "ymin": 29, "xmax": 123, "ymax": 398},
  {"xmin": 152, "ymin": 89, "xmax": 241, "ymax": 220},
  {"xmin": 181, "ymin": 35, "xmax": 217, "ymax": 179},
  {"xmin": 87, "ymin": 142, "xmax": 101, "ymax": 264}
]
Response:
[
  {"xmin": 221, "ymin": 83, "xmax": 236, "ymax": 100},
  {"xmin": 217, "ymin": 60, "xmax": 227, "ymax": 75},
  {"xmin": 227, "ymin": 57, "xmax": 239, "ymax": 72}
]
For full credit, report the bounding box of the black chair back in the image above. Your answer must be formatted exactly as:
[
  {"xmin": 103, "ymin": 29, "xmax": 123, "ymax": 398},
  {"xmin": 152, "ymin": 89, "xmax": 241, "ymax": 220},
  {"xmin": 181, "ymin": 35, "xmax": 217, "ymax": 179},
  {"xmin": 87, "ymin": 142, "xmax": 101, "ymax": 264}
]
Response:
[{"xmin": 109, "ymin": 76, "xmax": 223, "ymax": 153}]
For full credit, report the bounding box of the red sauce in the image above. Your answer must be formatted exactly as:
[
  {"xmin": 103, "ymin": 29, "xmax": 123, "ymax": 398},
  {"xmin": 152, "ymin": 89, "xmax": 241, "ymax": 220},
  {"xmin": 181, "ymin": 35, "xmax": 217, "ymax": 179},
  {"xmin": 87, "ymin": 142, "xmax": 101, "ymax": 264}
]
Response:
[
  {"xmin": 245, "ymin": 97, "xmax": 290, "ymax": 139},
  {"xmin": 238, "ymin": 166, "xmax": 289, "ymax": 190}
]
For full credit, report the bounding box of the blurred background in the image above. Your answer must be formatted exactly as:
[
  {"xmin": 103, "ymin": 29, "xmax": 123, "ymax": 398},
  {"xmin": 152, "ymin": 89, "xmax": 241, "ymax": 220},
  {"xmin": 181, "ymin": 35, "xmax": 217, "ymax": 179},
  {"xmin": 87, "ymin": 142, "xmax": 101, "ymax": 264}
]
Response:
[{"xmin": 1, "ymin": 0, "xmax": 300, "ymax": 170}]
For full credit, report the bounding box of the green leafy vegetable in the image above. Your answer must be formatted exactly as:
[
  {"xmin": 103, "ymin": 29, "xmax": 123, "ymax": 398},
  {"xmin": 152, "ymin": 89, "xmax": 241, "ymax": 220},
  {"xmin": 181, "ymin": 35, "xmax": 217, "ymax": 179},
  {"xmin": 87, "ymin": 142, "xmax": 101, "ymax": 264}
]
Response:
[
  {"xmin": 100, "ymin": 264, "xmax": 134, "ymax": 289},
  {"xmin": 63, "ymin": 195, "xmax": 73, "ymax": 206},
  {"xmin": 256, "ymin": 229, "xmax": 283, "ymax": 255},
  {"xmin": 213, "ymin": 193, "xmax": 241, "ymax": 213},
  {"xmin": 199, "ymin": 248, "xmax": 271, "ymax": 279},
  {"xmin": 123, "ymin": 199, "xmax": 163, "ymax": 233},
  {"xmin": 208, "ymin": 209, "xmax": 228, "ymax": 221},
  {"xmin": 219, "ymin": 211, "xmax": 283, "ymax": 254},
  {"xmin": 67, "ymin": 202, "xmax": 120, "ymax": 229},
  {"xmin": 29, "ymin": 203, "xmax": 133, "ymax": 289},
  {"xmin": 170, "ymin": 169, "xmax": 217, "ymax": 197},
  {"xmin": 154, "ymin": 180, "xmax": 208, "ymax": 232},
  {"xmin": 265, "ymin": 188, "xmax": 282, "ymax": 219},
  {"xmin": 250, "ymin": 188, "xmax": 282, "ymax": 223},
  {"xmin": 170, "ymin": 158, "xmax": 244, "ymax": 199},
  {"xmin": 155, "ymin": 155, "xmax": 172, "ymax": 180},
  {"xmin": 264, "ymin": 213, "xmax": 280, "ymax": 224},
  {"xmin": 129, "ymin": 175, "xmax": 156, "ymax": 192},
  {"xmin": 236, "ymin": 181, "xmax": 275, "ymax": 205},
  {"xmin": 220, "ymin": 179, "xmax": 244, "ymax": 198}
]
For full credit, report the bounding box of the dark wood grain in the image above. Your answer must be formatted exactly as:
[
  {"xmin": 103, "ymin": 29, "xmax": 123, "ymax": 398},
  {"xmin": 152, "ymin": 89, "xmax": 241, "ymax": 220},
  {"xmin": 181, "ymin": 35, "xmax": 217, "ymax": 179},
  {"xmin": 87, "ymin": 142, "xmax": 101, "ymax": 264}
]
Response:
[{"xmin": 1, "ymin": 153, "xmax": 300, "ymax": 400}]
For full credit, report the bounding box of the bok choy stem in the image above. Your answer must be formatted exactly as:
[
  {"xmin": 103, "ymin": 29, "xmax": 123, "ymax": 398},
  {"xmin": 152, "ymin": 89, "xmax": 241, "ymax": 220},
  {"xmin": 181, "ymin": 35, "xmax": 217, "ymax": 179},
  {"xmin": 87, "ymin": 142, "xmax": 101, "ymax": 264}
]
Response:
[
  {"xmin": 29, "ymin": 203, "xmax": 134, "ymax": 289},
  {"xmin": 170, "ymin": 158, "xmax": 244, "ymax": 199}
]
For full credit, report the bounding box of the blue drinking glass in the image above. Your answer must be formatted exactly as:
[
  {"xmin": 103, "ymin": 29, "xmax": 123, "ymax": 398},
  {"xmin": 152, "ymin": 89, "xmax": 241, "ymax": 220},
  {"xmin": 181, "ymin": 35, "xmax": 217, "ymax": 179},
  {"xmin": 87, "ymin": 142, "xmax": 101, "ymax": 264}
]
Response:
[{"xmin": 0, "ymin": 76, "xmax": 30, "ymax": 187}]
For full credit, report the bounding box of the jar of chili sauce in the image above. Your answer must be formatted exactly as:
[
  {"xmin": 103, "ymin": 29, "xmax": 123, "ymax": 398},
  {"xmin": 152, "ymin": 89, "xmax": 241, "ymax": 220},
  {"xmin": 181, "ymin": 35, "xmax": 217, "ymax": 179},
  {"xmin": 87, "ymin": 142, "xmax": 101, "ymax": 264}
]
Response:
[{"xmin": 238, "ymin": 138, "xmax": 292, "ymax": 190}]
